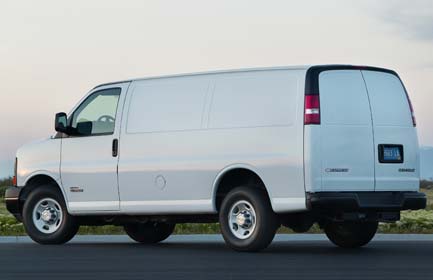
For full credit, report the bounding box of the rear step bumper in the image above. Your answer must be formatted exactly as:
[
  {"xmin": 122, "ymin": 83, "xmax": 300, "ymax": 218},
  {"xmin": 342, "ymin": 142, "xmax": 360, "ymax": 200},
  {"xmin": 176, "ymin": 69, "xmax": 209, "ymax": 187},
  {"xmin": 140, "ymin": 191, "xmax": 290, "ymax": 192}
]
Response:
[{"xmin": 307, "ymin": 191, "xmax": 426, "ymax": 211}]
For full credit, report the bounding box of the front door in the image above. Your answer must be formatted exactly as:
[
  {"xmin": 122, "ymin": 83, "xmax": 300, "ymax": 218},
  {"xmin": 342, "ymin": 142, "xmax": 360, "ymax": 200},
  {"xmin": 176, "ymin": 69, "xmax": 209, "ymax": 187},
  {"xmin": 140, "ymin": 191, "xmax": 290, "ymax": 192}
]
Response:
[{"xmin": 61, "ymin": 83, "xmax": 129, "ymax": 212}]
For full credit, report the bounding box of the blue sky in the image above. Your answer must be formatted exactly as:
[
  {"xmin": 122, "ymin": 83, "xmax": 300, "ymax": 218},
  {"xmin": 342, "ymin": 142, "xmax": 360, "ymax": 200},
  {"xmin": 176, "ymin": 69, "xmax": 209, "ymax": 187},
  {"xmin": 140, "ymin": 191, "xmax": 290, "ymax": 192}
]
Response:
[{"xmin": 0, "ymin": 0, "xmax": 432, "ymax": 179}]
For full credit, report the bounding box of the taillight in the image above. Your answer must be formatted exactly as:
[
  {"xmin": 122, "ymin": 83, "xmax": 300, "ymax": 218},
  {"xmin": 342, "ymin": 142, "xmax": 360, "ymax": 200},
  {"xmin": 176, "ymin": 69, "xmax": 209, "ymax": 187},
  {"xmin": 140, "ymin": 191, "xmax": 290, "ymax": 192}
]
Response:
[
  {"xmin": 304, "ymin": 95, "xmax": 320, "ymax": 125},
  {"xmin": 12, "ymin": 158, "xmax": 17, "ymax": 186},
  {"xmin": 406, "ymin": 95, "xmax": 416, "ymax": 127}
]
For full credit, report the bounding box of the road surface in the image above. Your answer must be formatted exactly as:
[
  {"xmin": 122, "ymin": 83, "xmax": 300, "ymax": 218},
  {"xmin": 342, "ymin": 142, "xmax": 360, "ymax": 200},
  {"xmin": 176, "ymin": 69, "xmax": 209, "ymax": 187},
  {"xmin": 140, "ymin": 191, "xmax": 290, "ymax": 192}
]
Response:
[{"xmin": 0, "ymin": 234, "xmax": 432, "ymax": 280}]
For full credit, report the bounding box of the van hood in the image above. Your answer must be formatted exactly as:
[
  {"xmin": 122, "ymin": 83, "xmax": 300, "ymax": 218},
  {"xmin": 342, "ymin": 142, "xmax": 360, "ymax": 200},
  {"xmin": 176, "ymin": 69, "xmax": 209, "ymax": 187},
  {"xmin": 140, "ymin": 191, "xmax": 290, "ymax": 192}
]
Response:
[
  {"xmin": 16, "ymin": 136, "xmax": 55, "ymax": 158},
  {"xmin": 15, "ymin": 135, "xmax": 62, "ymax": 186}
]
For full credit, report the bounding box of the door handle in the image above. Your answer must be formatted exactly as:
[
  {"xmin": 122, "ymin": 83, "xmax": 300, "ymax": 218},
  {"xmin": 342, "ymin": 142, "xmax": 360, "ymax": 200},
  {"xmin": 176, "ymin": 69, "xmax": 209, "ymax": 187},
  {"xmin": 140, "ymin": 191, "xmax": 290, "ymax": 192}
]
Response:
[{"xmin": 112, "ymin": 139, "xmax": 118, "ymax": 157}]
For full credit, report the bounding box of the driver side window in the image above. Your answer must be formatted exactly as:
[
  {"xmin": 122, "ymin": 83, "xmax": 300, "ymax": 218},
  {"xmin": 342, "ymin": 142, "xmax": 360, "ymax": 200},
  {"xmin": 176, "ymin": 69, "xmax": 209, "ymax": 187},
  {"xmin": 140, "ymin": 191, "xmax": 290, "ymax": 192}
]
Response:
[{"xmin": 70, "ymin": 88, "xmax": 121, "ymax": 136}]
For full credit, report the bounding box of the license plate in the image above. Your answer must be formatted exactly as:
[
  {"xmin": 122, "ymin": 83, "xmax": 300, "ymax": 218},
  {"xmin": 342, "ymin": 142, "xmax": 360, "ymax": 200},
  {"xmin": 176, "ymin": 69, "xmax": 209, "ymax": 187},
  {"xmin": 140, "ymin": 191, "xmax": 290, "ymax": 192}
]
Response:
[
  {"xmin": 379, "ymin": 144, "xmax": 404, "ymax": 163},
  {"xmin": 383, "ymin": 147, "xmax": 402, "ymax": 161}
]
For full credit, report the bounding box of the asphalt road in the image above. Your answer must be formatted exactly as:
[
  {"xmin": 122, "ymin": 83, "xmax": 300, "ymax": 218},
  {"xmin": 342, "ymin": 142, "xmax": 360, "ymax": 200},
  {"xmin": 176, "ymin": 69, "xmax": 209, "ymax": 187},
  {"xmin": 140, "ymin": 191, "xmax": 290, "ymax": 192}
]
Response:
[{"xmin": 0, "ymin": 234, "xmax": 432, "ymax": 280}]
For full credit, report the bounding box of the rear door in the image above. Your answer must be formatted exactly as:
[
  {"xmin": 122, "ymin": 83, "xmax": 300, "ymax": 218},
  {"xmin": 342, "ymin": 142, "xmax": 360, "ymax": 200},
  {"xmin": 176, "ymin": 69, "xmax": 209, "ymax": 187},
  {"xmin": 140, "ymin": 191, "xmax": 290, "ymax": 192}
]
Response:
[
  {"xmin": 361, "ymin": 70, "xmax": 419, "ymax": 191},
  {"xmin": 319, "ymin": 70, "xmax": 375, "ymax": 191}
]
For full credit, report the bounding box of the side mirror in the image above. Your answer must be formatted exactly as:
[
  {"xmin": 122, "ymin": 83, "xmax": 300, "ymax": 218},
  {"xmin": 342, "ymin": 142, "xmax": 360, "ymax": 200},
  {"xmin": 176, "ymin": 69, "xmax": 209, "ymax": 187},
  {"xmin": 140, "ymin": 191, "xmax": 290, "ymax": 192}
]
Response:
[{"xmin": 55, "ymin": 112, "xmax": 68, "ymax": 134}]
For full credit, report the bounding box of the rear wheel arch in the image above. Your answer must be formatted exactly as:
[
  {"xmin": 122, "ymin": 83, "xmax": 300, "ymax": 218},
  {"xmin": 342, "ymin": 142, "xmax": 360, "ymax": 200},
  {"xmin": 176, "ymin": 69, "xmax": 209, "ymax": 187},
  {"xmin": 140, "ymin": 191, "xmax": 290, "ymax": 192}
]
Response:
[{"xmin": 213, "ymin": 166, "xmax": 272, "ymax": 212}]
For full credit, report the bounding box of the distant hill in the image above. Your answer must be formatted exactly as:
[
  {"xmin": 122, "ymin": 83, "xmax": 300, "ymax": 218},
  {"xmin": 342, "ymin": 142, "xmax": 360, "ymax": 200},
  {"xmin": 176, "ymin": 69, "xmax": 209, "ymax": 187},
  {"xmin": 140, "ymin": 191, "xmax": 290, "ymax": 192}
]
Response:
[{"xmin": 0, "ymin": 160, "xmax": 12, "ymax": 179}]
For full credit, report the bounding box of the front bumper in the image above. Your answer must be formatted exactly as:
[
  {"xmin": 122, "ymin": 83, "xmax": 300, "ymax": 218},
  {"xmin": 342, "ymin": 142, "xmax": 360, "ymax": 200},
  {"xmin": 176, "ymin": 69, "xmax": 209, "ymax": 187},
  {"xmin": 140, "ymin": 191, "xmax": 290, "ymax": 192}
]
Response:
[
  {"xmin": 4, "ymin": 186, "xmax": 23, "ymax": 221},
  {"xmin": 307, "ymin": 191, "xmax": 426, "ymax": 211}
]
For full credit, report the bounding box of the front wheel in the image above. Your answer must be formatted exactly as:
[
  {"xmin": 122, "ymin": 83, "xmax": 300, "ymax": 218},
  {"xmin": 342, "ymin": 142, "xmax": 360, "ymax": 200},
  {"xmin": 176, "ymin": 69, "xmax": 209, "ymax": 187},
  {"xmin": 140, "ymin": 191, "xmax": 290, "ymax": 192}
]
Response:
[
  {"xmin": 325, "ymin": 221, "xmax": 378, "ymax": 248},
  {"xmin": 22, "ymin": 185, "xmax": 79, "ymax": 244},
  {"xmin": 219, "ymin": 186, "xmax": 278, "ymax": 252},
  {"xmin": 124, "ymin": 222, "xmax": 175, "ymax": 244}
]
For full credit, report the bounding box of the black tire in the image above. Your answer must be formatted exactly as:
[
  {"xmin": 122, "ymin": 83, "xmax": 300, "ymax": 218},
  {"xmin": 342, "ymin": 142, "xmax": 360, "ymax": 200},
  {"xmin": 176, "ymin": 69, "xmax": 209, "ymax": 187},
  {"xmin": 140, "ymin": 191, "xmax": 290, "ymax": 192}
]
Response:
[
  {"xmin": 124, "ymin": 222, "xmax": 175, "ymax": 244},
  {"xmin": 325, "ymin": 221, "xmax": 378, "ymax": 248},
  {"xmin": 219, "ymin": 186, "xmax": 278, "ymax": 252},
  {"xmin": 22, "ymin": 185, "xmax": 79, "ymax": 244}
]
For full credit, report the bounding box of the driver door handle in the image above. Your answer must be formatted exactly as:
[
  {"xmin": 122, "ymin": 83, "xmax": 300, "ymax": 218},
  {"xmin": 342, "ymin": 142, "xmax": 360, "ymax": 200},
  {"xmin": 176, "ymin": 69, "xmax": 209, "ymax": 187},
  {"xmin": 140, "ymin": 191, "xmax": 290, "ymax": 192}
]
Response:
[{"xmin": 112, "ymin": 139, "xmax": 118, "ymax": 157}]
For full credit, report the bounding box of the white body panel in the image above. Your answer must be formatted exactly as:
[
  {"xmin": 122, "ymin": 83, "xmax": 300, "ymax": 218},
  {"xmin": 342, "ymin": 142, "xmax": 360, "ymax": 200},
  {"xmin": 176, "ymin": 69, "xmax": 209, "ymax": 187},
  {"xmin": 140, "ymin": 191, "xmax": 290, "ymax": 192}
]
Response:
[
  {"xmin": 15, "ymin": 138, "xmax": 69, "ymax": 210},
  {"xmin": 118, "ymin": 70, "xmax": 306, "ymax": 214},
  {"xmin": 14, "ymin": 65, "xmax": 420, "ymax": 217},
  {"xmin": 16, "ymin": 138, "xmax": 62, "ymax": 187}
]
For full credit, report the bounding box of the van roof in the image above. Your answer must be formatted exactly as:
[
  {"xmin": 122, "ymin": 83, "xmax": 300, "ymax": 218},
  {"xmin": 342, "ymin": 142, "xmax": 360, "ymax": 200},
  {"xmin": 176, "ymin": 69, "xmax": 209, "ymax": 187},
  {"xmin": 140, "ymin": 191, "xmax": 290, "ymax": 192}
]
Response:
[{"xmin": 93, "ymin": 64, "xmax": 395, "ymax": 89}]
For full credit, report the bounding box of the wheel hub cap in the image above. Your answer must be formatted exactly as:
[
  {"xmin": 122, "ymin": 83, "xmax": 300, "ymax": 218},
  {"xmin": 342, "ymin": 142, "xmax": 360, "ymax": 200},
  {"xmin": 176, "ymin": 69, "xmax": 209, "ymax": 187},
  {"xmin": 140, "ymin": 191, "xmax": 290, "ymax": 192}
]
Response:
[
  {"xmin": 40, "ymin": 208, "xmax": 57, "ymax": 223},
  {"xmin": 32, "ymin": 198, "xmax": 63, "ymax": 234},
  {"xmin": 229, "ymin": 200, "xmax": 257, "ymax": 239},
  {"xmin": 236, "ymin": 211, "xmax": 252, "ymax": 228}
]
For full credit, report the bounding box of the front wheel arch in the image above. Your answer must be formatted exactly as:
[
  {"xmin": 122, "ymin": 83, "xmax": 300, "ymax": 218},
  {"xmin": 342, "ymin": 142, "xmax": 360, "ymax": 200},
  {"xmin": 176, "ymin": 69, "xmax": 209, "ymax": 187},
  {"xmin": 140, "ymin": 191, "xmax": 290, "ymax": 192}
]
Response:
[{"xmin": 19, "ymin": 175, "xmax": 68, "ymax": 215}]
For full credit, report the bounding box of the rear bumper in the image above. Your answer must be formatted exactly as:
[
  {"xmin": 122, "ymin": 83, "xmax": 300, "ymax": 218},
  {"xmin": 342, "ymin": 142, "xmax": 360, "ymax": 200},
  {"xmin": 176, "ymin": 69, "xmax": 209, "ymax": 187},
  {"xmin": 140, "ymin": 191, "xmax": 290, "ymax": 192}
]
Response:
[
  {"xmin": 307, "ymin": 191, "xmax": 426, "ymax": 211},
  {"xmin": 4, "ymin": 186, "xmax": 23, "ymax": 221}
]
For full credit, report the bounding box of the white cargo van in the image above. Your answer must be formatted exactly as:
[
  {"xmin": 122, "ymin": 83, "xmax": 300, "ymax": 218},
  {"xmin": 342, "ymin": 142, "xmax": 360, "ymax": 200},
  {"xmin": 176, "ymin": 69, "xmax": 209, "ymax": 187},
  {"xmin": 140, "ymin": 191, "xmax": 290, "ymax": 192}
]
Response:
[{"xmin": 5, "ymin": 65, "xmax": 426, "ymax": 251}]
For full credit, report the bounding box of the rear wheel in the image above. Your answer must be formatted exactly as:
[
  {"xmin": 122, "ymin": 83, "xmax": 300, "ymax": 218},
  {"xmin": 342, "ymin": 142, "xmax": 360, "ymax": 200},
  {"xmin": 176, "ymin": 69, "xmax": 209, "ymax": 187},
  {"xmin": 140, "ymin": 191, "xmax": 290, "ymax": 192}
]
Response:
[
  {"xmin": 22, "ymin": 185, "xmax": 79, "ymax": 244},
  {"xmin": 219, "ymin": 186, "xmax": 278, "ymax": 252},
  {"xmin": 325, "ymin": 221, "xmax": 378, "ymax": 248},
  {"xmin": 124, "ymin": 222, "xmax": 175, "ymax": 244}
]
